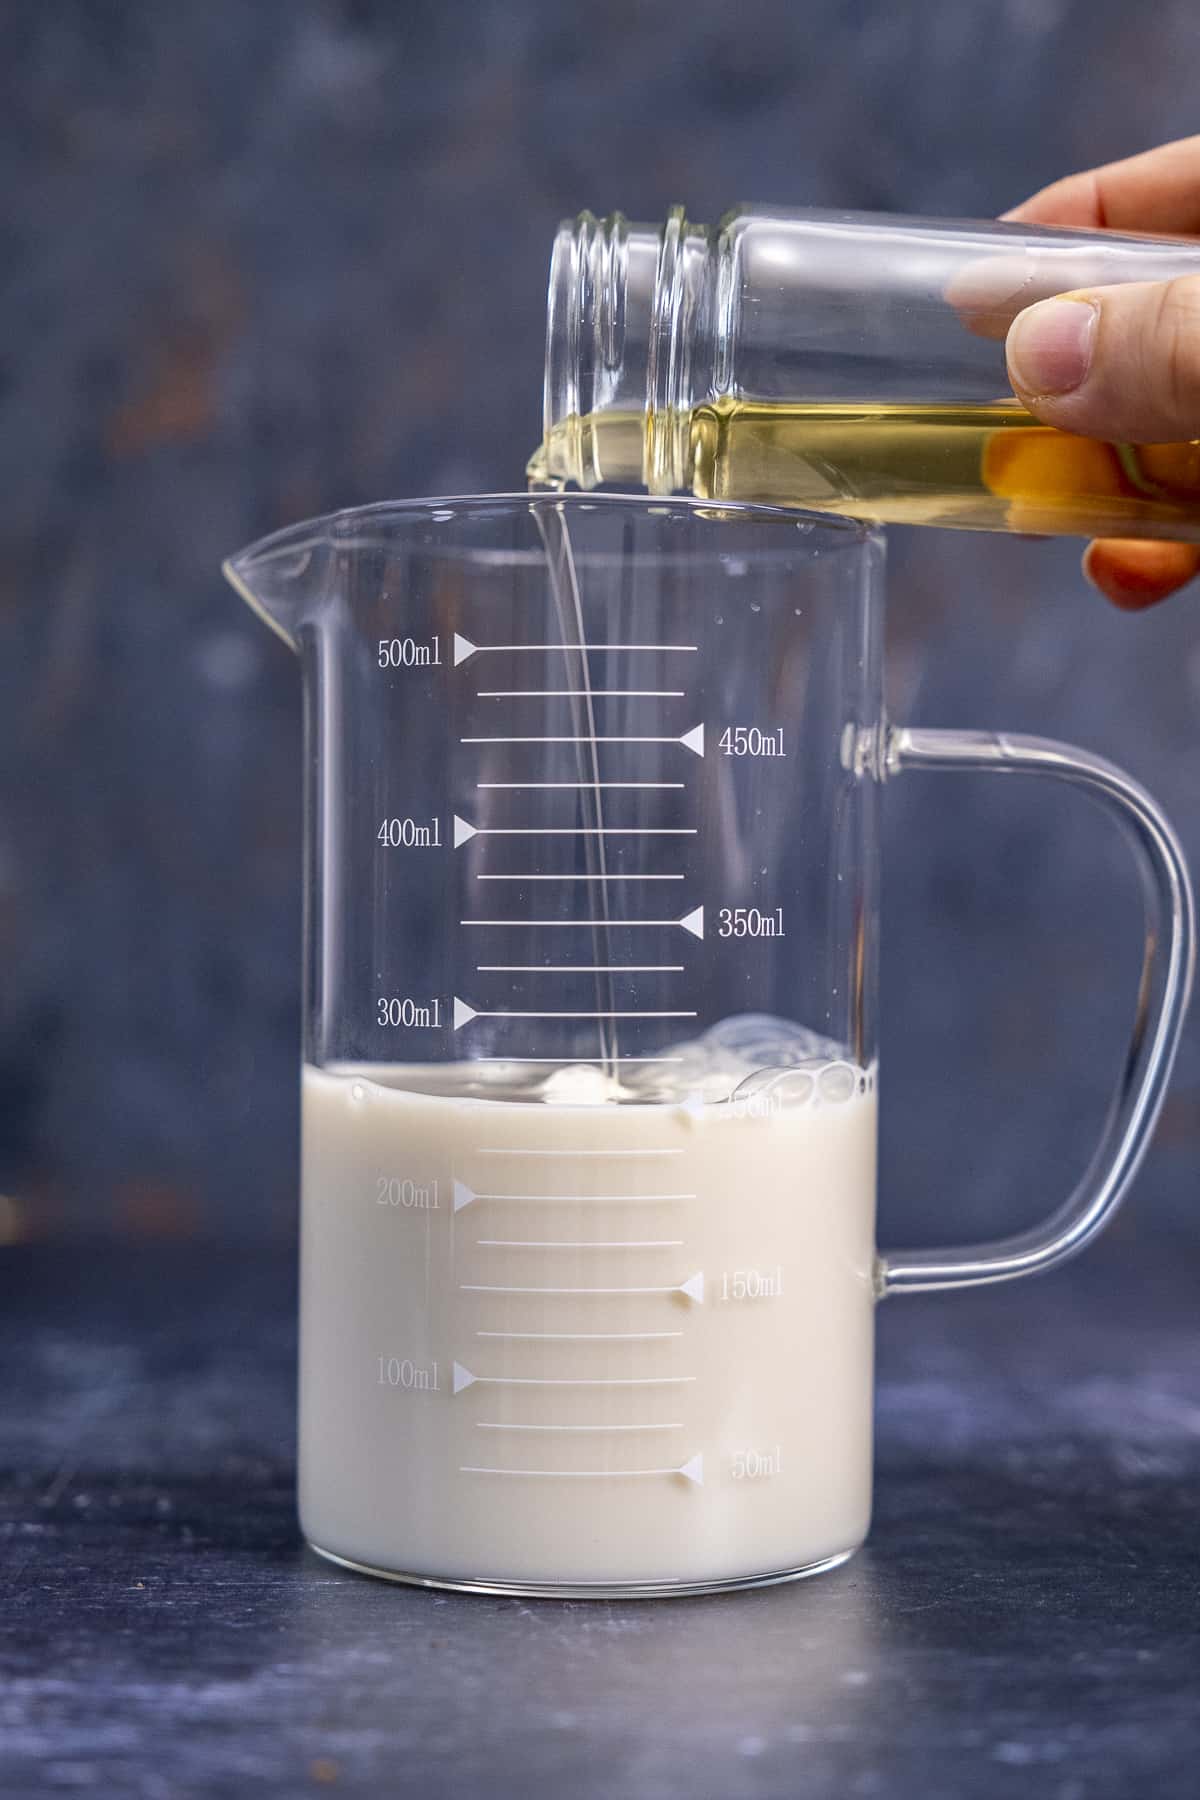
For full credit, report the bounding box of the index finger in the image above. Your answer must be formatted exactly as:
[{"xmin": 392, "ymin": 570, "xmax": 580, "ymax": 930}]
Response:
[{"xmin": 1005, "ymin": 135, "xmax": 1200, "ymax": 235}]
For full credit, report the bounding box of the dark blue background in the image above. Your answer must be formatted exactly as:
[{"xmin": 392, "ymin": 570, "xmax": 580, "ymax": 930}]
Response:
[{"xmin": 2, "ymin": 0, "xmax": 1197, "ymax": 1244}]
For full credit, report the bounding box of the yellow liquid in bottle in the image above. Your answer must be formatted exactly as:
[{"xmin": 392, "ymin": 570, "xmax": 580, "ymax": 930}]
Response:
[{"xmin": 530, "ymin": 400, "xmax": 1200, "ymax": 540}]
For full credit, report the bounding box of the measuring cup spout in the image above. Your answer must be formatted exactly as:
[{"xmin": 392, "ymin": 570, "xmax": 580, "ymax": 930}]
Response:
[{"xmin": 222, "ymin": 523, "xmax": 332, "ymax": 651}]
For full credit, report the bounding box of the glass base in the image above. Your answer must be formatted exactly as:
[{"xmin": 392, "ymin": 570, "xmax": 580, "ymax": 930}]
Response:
[{"xmin": 306, "ymin": 1539, "xmax": 859, "ymax": 1599}]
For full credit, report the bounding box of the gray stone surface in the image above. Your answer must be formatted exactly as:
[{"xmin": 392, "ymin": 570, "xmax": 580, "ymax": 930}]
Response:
[
  {"xmin": 1, "ymin": 0, "xmax": 1198, "ymax": 1239},
  {"xmin": 3, "ymin": 1242, "xmax": 1199, "ymax": 1797}
]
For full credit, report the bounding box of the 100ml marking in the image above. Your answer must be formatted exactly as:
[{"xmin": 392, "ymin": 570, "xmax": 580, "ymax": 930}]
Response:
[
  {"xmin": 376, "ymin": 1176, "xmax": 440, "ymax": 1210},
  {"xmin": 377, "ymin": 1356, "xmax": 440, "ymax": 1391},
  {"xmin": 721, "ymin": 1266, "xmax": 785, "ymax": 1300}
]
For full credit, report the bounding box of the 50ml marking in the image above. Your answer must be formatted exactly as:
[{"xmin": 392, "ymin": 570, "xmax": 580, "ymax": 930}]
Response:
[
  {"xmin": 731, "ymin": 1445, "xmax": 783, "ymax": 1480},
  {"xmin": 719, "ymin": 725, "xmax": 786, "ymax": 758},
  {"xmin": 721, "ymin": 1266, "xmax": 784, "ymax": 1301},
  {"xmin": 376, "ymin": 1356, "xmax": 440, "ymax": 1391},
  {"xmin": 378, "ymin": 816, "xmax": 443, "ymax": 848},
  {"xmin": 376, "ymin": 1176, "xmax": 440, "ymax": 1210},
  {"xmin": 378, "ymin": 635, "xmax": 441, "ymax": 668},
  {"xmin": 377, "ymin": 996, "xmax": 442, "ymax": 1030},
  {"xmin": 718, "ymin": 907, "xmax": 785, "ymax": 939}
]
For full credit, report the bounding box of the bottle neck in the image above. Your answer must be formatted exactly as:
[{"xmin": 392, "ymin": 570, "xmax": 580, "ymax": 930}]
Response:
[{"xmin": 542, "ymin": 208, "xmax": 717, "ymax": 492}]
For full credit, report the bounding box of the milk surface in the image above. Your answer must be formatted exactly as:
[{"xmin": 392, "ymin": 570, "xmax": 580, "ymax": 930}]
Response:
[{"xmin": 299, "ymin": 1040, "xmax": 878, "ymax": 1591}]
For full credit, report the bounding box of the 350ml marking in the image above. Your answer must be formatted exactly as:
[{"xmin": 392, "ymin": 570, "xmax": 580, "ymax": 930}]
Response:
[
  {"xmin": 377, "ymin": 996, "xmax": 442, "ymax": 1029},
  {"xmin": 378, "ymin": 815, "xmax": 443, "ymax": 848},
  {"xmin": 718, "ymin": 907, "xmax": 785, "ymax": 939},
  {"xmin": 376, "ymin": 1176, "xmax": 440, "ymax": 1210},
  {"xmin": 721, "ymin": 1266, "xmax": 785, "ymax": 1300},
  {"xmin": 376, "ymin": 1356, "xmax": 441, "ymax": 1391},
  {"xmin": 378, "ymin": 635, "xmax": 441, "ymax": 668}
]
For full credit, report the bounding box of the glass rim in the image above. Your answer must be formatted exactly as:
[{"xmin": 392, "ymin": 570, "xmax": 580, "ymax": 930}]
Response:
[{"xmin": 225, "ymin": 489, "xmax": 884, "ymax": 578}]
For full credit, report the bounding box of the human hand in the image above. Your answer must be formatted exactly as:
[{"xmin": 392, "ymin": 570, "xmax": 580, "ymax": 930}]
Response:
[{"xmin": 1004, "ymin": 137, "xmax": 1200, "ymax": 609}]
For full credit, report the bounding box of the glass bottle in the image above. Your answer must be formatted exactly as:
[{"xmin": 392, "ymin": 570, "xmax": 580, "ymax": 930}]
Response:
[{"xmin": 534, "ymin": 205, "xmax": 1200, "ymax": 538}]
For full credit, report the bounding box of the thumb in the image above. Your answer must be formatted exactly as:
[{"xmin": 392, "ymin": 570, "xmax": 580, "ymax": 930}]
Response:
[{"xmin": 1005, "ymin": 276, "xmax": 1200, "ymax": 441}]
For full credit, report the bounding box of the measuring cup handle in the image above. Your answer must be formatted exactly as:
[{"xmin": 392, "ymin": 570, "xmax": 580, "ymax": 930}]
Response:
[{"xmin": 878, "ymin": 726, "xmax": 1195, "ymax": 1296}]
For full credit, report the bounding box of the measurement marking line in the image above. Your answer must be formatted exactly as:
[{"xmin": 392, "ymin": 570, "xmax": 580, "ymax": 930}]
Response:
[
  {"xmin": 458, "ymin": 641, "xmax": 698, "ymax": 656},
  {"xmin": 468, "ymin": 827, "xmax": 697, "ymax": 836},
  {"xmin": 458, "ymin": 1372, "xmax": 696, "ymax": 1386},
  {"xmin": 471, "ymin": 1055, "xmax": 683, "ymax": 1065},
  {"xmin": 464, "ymin": 738, "xmax": 690, "ymax": 745},
  {"xmin": 460, "ymin": 1284, "xmax": 690, "ymax": 1295},
  {"xmin": 464, "ymin": 1008, "xmax": 695, "ymax": 1020},
  {"xmin": 475, "ymin": 1331, "xmax": 685, "ymax": 1341},
  {"xmin": 477, "ymin": 874, "xmax": 683, "ymax": 883},
  {"xmin": 460, "ymin": 1466, "xmax": 698, "ymax": 1480},
  {"xmin": 478, "ymin": 689, "xmax": 686, "ymax": 699},
  {"xmin": 476, "ymin": 964, "xmax": 685, "ymax": 974},
  {"xmin": 477, "ymin": 1421, "xmax": 684, "ymax": 1433},
  {"xmin": 470, "ymin": 1195, "xmax": 693, "ymax": 1203},
  {"xmin": 476, "ymin": 1148, "xmax": 683, "ymax": 1158},
  {"xmin": 461, "ymin": 906, "xmax": 704, "ymax": 937},
  {"xmin": 476, "ymin": 1238, "xmax": 684, "ymax": 1250},
  {"xmin": 477, "ymin": 782, "xmax": 685, "ymax": 791}
]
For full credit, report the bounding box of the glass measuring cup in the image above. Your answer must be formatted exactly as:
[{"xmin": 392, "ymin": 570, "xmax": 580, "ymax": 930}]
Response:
[{"xmin": 225, "ymin": 494, "xmax": 1194, "ymax": 1598}]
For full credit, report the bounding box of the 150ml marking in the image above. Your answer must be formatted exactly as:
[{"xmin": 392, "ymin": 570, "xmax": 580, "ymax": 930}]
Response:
[{"xmin": 721, "ymin": 1266, "xmax": 785, "ymax": 1300}]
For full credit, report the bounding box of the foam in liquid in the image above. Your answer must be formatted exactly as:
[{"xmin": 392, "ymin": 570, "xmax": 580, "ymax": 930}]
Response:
[{"xmin": 299, "ymin": 1024, "xmax": 878, "ymax": 1591}]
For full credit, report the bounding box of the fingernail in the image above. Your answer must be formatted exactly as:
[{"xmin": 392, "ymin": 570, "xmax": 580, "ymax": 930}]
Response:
[{"xmin": 1007, "ymin": 297, "xmax": 1098, "ymax": 396}]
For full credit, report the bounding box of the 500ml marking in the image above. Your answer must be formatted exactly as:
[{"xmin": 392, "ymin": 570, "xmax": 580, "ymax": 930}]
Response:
[
  {"xmin": 376, "ymin": 1356, "xmax": 441, "ymax": 1391},
  {"xmin": 718, "ymin": 907, "xmax": 785, "ymax": 939},
  {"xmin": 719, "ymin": 725, "xmax": 786, "ymax": 758},
  {"xmin": 731, "ymin": 1445, "xmax": 783, "ymax": 1480},
  {"xmin": 377, "ymin": 996, "xmax": 442, "ymax": 1029},
  {"xmin": 378, "ymin": 635, "xmax": 441, "ymax": 668},
  {"xmin": 376, "ymin": 1176, "xmax": 440, "ymax": 1210},
  {"xmin": 721, "ymin": 1266, "xmax": 785, "ymax": 1300},
  {"xmin": 378, "ymin": 815, "xmax": 443, "ymax": 848}
]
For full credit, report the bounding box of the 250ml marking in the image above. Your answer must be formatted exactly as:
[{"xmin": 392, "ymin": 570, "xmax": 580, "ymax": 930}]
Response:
[
  {"xmin": 377, "ymin": 996, "xmax": 442, "ymax": 1029},
  {"xmin": 376, "ymin": 1356, "xmax": 441, "ymax": 1391},
  {"xmin": 731, "ymin": 1445, "xmax": 783, "ymax": 1480},
  {"xmin": 721, "ymin": 1266, "xmax": 785, "ymax": 1300},
  {"xmin": 376, "ymin": 1176, "xmax": 440, "ymax": 1210}
]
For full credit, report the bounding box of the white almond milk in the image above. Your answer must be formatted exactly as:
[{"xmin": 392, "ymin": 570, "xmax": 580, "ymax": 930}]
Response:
[{"xmin": 299, "ymin": 1048, "xmax": 878, "ymax": 1591}]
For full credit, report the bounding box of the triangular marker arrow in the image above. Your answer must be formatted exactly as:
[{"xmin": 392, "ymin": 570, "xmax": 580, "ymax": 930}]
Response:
[
  {"xmin": 678, "ymin": 1454, "xmax": 704, "ymax": 1486},
  {"xmin": 453, "ymin": 1179, "xmax": 475, "ymax": 1213},
  {"xmin": 453, "ymin": 997, "xmax": 476, "ymax": 1031},
  {"xmin": 453, "ymin": 1362, "xmax": 476, "ymax": 1395},
  {"xmin": 679, "ymin": 906, "xmax": 704, "ymax": 939},
  {"xmin": 453, "ymin": 814, "xmax": 477, "ymax": 847},
  {"xmin": 680, "ymin": 723, "xmax": 705, "ymax": 757},
  {"xmin": 453, "ymin": 633, "xmax": 476, "ymax": 666},
  {"xmin": 679, "ymin": 1272, "xmax": 705, "ymax": 1305}
]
